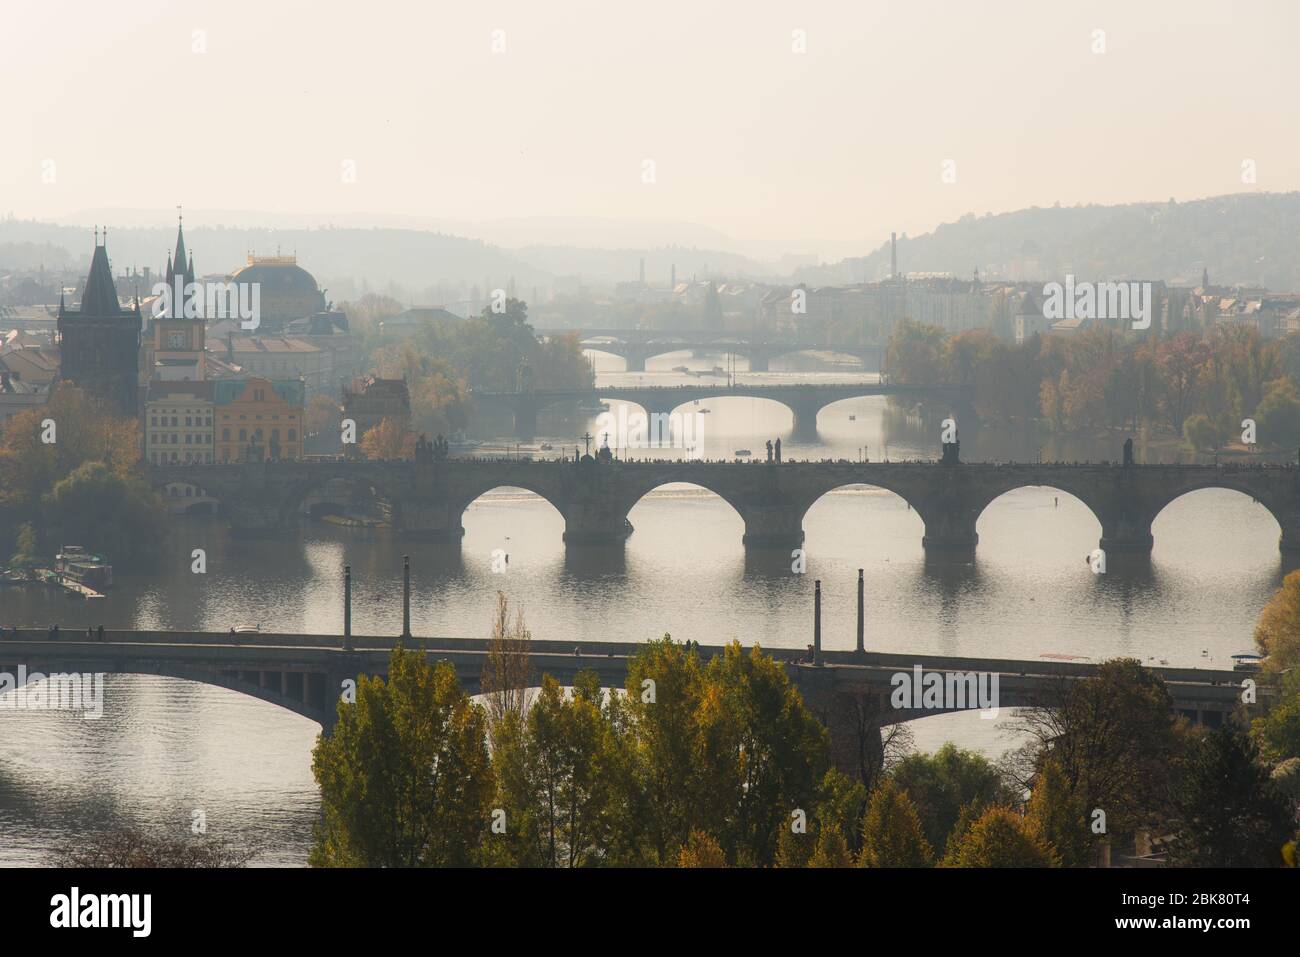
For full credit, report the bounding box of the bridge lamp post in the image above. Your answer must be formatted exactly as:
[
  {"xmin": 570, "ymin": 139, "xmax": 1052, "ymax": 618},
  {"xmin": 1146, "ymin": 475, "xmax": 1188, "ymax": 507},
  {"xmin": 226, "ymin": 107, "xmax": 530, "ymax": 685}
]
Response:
[
  {"xmin": 856, "ymin": 568, "xmax": 865, "ymax": 655},
  {"xmin": 343, "ymin": 564, "xmax": 353, "ymax": 652},
  {"xmin": 813, "ymin": 579, "xmax": 822, "ymax": 666},
  {"xmin": 402, "ymin": 555, "xmax": 411, "ymax": 639}
]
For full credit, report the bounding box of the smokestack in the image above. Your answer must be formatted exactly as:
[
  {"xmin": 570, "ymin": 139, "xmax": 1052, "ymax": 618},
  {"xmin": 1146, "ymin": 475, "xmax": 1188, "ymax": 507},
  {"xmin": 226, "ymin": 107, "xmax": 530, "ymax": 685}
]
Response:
[{"xmin": 890, "ymin": 232, "xmax": 897, "ymax": 279}]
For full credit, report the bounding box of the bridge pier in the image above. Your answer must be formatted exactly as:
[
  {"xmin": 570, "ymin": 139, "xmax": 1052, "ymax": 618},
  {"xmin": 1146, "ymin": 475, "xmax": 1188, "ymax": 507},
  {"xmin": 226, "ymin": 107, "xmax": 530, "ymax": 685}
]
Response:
[
  {"xmin": 740, "ymin": 505, "xmax": 805, "ymax": 550},
  {"xmin": 920, "ymin": 514, "xmax": 979, "ymax": 553},
  {"xmin": 562, "ymin": 504, "xmax": 634, "ymax": 545},
  {"xmin": 1099, "ymin": 511, "xmax": 1155, "ymax": 554},
  {"xmin": 789, "ymin": 400, "xmax": 821, "ymax": 437},
  {"xmin": 393, "ymin": 501, "xmax": 464, "ymax": 541}
]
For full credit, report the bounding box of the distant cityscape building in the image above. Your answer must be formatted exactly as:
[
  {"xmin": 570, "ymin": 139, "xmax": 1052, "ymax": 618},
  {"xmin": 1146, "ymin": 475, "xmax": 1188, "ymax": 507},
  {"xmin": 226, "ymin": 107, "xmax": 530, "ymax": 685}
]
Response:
[
  {"xmin": 214, "ymin": 376, "xmax": 304, "ymax": 462},
  {"xmin": 55, "ymin": 232, "xmax": 141, "ymax": 415},
  {"xmin": 146, "ymin": 380, "xmax": 214, "ymax": 464},
  {"xmin": 227, "ymin": 254, "xmax": 326, "ymax": 332}
]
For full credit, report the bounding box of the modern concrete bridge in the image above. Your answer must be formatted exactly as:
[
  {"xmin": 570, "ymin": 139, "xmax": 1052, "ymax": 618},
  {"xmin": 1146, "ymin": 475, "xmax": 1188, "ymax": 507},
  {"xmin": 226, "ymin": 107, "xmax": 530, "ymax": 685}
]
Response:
[
  {"xmin": 542, "ymin": 328, "xmax": 880, "ymax": 372},
  {"xmin": 472, "ymin": 382, "xmax": 968, "ymax": 437},
  {"xmin": 0, "ymin": 631, "xmax": 1252, "ymax": 741},
  {"xmin": 150, "ymin": 454, "xmax": 1300, "ymax": 554}
]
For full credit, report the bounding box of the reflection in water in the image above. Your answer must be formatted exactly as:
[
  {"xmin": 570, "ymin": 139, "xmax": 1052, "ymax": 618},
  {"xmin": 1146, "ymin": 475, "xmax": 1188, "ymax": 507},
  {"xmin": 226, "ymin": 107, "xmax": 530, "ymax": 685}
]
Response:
[{"xmin": 0, "ymin": 365, "xmax": 1291, "ymax": 865}]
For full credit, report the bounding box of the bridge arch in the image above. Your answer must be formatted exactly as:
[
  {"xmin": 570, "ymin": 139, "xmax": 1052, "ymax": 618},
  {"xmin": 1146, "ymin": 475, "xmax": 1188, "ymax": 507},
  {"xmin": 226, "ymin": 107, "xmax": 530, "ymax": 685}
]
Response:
[
  {"xmin": 974, "ymin": 485, "xmax": 1105, "ymax": 558},
  {"xmin": 799, "ymin": 482, "xmax": 924, "ymax": 557},
  {"xmin": 1149, "ymin": 484, "xmax": 1286, "ymax": 555},
  {"xmin": 456, "ymin": 483, "xmax": 568, "ymax": 540}
]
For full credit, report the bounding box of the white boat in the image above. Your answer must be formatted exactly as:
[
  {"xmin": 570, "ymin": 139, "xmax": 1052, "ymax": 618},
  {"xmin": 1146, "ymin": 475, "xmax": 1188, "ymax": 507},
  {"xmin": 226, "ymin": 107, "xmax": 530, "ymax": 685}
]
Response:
[{"xmin": 734, "ymin": 449, "xmax": 752, "ymax": 457}]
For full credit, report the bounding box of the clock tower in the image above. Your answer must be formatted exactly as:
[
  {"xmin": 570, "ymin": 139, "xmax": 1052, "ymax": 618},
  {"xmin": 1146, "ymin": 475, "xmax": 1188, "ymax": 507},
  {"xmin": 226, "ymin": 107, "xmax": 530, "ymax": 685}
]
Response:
[{"xmin": 152, "ymin": 213, "xmax": 206, "ymax": 380}]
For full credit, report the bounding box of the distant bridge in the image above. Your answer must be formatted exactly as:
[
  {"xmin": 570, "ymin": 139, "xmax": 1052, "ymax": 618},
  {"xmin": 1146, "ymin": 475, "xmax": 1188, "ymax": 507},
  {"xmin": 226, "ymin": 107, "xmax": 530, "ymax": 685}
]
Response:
[
  {"xmin": 0, "ymin": 632, "xmax": 1252, "ymax": 743},
  {"xmin": 472, "ymin": 382, "xmax": 968, "ymax": 437},
  {"xmin": 149, "ymin": 455, "xmax": 1300, "ymax": 554},
  {"xmin": 540, "ymin": 328, "xmax": 880, "ymax": 372}
]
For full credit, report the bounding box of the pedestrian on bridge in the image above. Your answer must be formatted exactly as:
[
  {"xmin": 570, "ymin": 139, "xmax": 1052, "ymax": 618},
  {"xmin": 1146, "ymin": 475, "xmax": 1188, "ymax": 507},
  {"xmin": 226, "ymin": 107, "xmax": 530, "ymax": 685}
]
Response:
[{"xmin": 97, "ymin": 624, "xmax": 104, "ymax": 641}]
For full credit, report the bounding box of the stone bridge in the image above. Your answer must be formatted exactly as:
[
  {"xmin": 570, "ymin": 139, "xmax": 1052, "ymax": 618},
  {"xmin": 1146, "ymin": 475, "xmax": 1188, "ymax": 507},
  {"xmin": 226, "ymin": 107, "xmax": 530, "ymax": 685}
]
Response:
[
  {"xmin": 542, "ymin": 328, "xmax": 880, "ymax": 372},
  {"xmin": 0, "ymin": 632, "xmax": 1253, "ymax": 748},
  {"xmin": 473, "ymin": 382, "xmax": 969, "ymax": 437},
  {"xmin": 149, "ymin": 454, "xmax": 1300, "ymax": 554}
]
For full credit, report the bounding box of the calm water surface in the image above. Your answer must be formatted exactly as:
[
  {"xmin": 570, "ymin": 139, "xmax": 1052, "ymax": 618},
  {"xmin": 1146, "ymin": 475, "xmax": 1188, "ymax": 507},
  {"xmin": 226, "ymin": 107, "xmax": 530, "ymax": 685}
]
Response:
[{"xmin": 1, "ymin": 354, "xmax": 1288, "ymax": 864}]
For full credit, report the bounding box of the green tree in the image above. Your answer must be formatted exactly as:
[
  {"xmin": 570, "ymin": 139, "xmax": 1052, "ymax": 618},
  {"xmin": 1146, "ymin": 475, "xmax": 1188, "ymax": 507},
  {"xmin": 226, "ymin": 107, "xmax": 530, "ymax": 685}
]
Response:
[
  {"xmin": 8, "ymin": 521, "xmax": 38, "ymax": 570},
  {"xmin": 858, "ymin": 778, "xmax": 933, "ymax": 867},
  {"xmin": 1255, "ymin": 377, "xmax": 1300, "ymax": 449},
  {"xmin": 941, "ymin": 806, "xmax": 1058, "ymax": 867},
  {"xmin": 1250, "ymin": 670, "xmax": 1300, "ymax": 764},
  {"xmin": 890, "ymin": 743, "xmax": 1011, "ymax": 856},
  {"xmin": 1010, "ymin": 659, "xmax": 1179, "ymax": 843},
  {"xmin": 1026, "ymin": 754, "xmax": 1093, "ymax": 866},
  {"xmin": 311, "ymin": 646, "xmax": 493, "ymax": 866},
  {"xmin": 1169, "ymin": 725, "xmax": 1294, "ymax": 867}
]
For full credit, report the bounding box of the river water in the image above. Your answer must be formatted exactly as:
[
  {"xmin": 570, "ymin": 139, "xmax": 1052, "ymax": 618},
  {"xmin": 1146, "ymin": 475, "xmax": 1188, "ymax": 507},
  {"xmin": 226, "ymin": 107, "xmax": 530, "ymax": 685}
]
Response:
[{"xmin": 0, "ymin": 352, "xmax": 1289, "ymax": 865}]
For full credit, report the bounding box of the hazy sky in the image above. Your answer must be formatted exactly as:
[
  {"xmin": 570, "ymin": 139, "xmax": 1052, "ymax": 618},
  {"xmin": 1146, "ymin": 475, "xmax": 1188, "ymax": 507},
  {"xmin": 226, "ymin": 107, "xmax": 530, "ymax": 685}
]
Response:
[{"xmin": 4, "ymin": 0, "xmax": 1298, "ymax": 254}]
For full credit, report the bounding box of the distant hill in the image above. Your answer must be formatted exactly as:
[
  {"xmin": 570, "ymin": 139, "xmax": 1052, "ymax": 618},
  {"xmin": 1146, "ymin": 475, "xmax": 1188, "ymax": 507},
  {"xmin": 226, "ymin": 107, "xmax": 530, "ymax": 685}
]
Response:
[
  {"xmin": 0, "ymin": 218, "xmax": 771, "ymax": 297},
  {"xmin": 797, "ymin": 193, "xmax": 1300, "ymax": 291}
]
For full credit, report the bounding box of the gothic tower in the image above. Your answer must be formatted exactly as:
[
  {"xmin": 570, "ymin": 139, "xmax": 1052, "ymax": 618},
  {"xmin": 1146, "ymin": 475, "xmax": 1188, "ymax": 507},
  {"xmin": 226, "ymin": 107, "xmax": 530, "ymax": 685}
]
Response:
[
  {"xmin": 56, "ymin": 231, "xmax": 142, "ymax": 415},
  {"xmin": 153, "ymin": 214, "xmax": 206, "ymax": 379}
]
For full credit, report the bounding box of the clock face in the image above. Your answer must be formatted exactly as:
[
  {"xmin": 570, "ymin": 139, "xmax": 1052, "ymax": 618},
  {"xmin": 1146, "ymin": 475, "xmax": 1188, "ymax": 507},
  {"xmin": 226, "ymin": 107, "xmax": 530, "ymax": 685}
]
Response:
[{"xmin": 167, "ymin": 332, "xmax": 187, "ymax": 349}]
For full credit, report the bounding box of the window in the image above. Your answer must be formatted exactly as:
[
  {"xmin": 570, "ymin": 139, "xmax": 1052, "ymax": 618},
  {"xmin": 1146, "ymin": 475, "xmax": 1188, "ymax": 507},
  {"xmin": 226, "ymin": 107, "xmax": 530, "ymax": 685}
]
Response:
[
  {"xmin": 238, "ymin": 429, "xmax": 247, "ymax": 441},
  {"xmin": 222, "ymin": 428, "xmax": 230, "ymax": 441},
  {"xmin": 288, "ymin": 429, "xmax": 296, "ymax": 442}
]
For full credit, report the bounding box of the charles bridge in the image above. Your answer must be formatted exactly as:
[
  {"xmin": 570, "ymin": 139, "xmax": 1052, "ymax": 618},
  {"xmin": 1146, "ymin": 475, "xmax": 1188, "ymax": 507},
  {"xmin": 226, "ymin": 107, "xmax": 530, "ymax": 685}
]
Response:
[
  {"xmin": 471, "ymin": 381, "xmax": 961, "ymax": 438},
  {"xmin": 150, "ymin": 447, "xmax": 1300, "ymax": 554}
]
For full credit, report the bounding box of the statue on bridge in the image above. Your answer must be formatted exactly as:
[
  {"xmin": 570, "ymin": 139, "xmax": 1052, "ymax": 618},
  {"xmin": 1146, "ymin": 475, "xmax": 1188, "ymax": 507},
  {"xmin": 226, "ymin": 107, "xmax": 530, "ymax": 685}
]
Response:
[
  {"xmin": 940, "ymin": 437, "xmax": 960, "ymax": 466},
  {"xmin": 413, "ymin": 434, "xmax": 450, "ymax": 463},
  {"xmin": 766, "ymin": 439, "xmax": 773, "ymax": 463},
  {"xmin": 1123, "ymin": 437, "xmax": 1134, "ymax": 468},
  {"xmin": 774, "ymin": 437, "xmax": 782, "ymax": 463}
]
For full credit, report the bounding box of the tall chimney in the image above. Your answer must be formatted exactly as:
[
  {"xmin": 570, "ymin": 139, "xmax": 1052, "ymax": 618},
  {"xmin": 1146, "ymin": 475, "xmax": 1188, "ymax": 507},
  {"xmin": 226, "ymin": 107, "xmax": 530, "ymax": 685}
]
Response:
[{"xmin": 890, "ymin": 232, "xmax": 897, "ymax": 280}]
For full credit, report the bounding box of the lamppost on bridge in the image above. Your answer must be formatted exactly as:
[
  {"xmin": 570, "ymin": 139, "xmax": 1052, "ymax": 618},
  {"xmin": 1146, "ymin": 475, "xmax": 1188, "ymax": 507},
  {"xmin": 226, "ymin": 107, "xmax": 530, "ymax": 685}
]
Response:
[
  {"xmin": 343, "ymin": 564, "xmax": 353, "ymax": 652},
  {"xmin": 402, "ymin": 555, "xmax": 411, "ymax": 639}
]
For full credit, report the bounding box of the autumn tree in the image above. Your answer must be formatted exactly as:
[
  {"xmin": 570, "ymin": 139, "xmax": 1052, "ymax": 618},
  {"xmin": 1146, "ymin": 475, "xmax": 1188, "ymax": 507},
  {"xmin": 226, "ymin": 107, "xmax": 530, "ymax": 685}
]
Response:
[
  {"xmin": 941, "ymin": 806, "xmax": 1058, "ymax": 867},
  {"xmin": 359, "ymin": 417, "xmax": 416, "ymax": 460},
  {"xmin": 858, "ymin": 778, "xmax": 933, "ymax": 867},
  {"xmin": 1253, "ymin": 570, "xmax": 1300, "ymax": 673},
  {"xmin": 311, "ymin": 647, "xmax": 493, "ymax": 866}
]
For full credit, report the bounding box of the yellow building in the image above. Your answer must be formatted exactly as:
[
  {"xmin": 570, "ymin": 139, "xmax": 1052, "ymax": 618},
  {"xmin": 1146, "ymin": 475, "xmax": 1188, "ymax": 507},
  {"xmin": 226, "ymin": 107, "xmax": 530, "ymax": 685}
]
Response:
[
  {"xmin": 214, "ymin": 377, "xmax": 305, "ymax": 462},
  {"xmin": 146, "ymin": 381, "xmax": 215, "ymax": 464}
]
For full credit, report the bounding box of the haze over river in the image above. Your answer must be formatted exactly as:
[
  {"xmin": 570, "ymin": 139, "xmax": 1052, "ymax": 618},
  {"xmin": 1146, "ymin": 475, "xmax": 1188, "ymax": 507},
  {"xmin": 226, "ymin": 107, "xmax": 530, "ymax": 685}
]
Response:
[{"xmin": 0, "ymin": 353, "xmax": 1289, "ymax": 865}]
